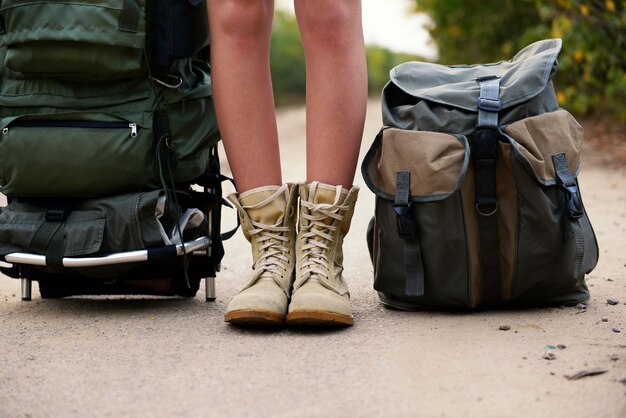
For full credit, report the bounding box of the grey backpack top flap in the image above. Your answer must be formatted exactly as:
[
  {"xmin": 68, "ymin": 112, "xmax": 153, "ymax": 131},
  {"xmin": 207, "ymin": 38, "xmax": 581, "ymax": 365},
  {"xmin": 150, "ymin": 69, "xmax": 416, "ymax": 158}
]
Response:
[{"xmin": 382, "ymin": 38, "xmax": 563, "ymax": 132}]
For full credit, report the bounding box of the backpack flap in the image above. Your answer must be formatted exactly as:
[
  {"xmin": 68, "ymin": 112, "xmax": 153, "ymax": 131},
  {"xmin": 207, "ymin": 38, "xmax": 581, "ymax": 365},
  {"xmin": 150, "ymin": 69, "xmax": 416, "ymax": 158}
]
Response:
[
  {"xmin": 382, "ymin": 39, "xmax": 563, "ymax": 133},
  {"xmin": 362, "ymin": 128, "xmax": 477, "ymax": 308},
  {"xmin": 502, "ymin": 109, "xmax": 582, "ymax": 186},
  {"xmin": 0, "ymin": 0, "xmax": 146, "ymax": 81},
  {"xmin": 363, "ymin": 128, "xmax": 470, "ymax": 202}
]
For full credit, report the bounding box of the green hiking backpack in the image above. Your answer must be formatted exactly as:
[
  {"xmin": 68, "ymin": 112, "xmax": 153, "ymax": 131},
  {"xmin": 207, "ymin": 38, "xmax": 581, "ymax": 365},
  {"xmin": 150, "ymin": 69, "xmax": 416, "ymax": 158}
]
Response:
[
  {"xmin": 362, "ymin": 39, "xmax": 599, "ymax": 309},
  {"xmin": 0, "ymin": 0, "xmax": 219, "ymax": 198},
  {"xmin": 0, "ymin": 0, "xmax": 230, "ymax": 299}
]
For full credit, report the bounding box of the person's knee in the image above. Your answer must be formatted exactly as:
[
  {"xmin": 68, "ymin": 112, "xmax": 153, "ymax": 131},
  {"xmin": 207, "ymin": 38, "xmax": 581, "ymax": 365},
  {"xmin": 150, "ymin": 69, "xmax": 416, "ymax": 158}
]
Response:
[
  {"xmin": 298, "ymin": 0, "xmax": 359, "ymax": 47},
  {"xmin": 210, "ymin": 0, "xmax": 273, "ymax": 39}
]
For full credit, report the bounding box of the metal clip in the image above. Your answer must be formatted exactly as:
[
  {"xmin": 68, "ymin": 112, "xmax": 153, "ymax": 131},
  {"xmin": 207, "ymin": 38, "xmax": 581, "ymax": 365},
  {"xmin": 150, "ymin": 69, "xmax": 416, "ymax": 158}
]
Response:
[{"xmin": 151, "ymin": 74, "xmax": 183, "ymax": 89}]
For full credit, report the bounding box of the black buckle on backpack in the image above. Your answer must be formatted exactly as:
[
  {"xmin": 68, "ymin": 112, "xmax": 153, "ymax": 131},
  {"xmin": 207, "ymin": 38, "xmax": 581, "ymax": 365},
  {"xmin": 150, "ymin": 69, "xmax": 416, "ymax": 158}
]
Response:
[
  {"xmin": 560, "ymin": 183, "xmax": 584, "ymax": 220},
  {"xmin": 472, "ymin": 129, "xmax": 499, "ymax": 159},
  {"xmin": 394, "ymin": 201, "xmax": 417, "ymax": 239},
  {"xmin": 45, "ymin": 209, "xmax": 70, "ymax": 222}
]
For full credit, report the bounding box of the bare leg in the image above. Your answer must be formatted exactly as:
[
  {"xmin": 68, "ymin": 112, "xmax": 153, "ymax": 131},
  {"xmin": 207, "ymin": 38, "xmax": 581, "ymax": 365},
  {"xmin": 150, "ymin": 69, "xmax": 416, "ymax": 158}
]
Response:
[
  {"xmin": 207, "ymin": 0, "xmax": 282, "ymax": 193},
  {"xmin": 294, "ymin": 0, "xmax": 368, "ymax": 189}
]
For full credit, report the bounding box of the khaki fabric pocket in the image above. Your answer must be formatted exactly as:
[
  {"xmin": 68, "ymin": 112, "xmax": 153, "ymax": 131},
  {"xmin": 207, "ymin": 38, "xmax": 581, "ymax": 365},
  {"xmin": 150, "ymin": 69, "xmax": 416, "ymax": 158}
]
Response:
[
  {"xmin": 364, "ymin": 128, "xmax": 470, "ymax": 201},
  {"xmin": 503, "ymin": 109, "xmax": 582, "ymax": 185}
]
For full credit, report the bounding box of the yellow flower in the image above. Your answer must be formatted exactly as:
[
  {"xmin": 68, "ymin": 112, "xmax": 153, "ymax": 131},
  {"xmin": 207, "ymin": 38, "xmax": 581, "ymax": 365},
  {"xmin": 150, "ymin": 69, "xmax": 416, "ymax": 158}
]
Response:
[
  {"xmin": 606, "ymin": 0, "xmax": 616, "ymax": 11},
  {"xmin": 573, "ymin": 49, "xmax": 584, "ymax": 63},
  {"xmin": 580, "ymin": 4, "xmax": 590, "ymax": 16},
  {"xmin": 557, "ymin": 91, "xmax": 566, "ymax": 104}
]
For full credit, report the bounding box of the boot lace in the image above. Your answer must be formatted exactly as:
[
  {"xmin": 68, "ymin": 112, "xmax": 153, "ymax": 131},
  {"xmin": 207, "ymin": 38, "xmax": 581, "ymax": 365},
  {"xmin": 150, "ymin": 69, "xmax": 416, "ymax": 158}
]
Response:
[
  {"xmin": 297, "ymin": 186, "xmax": 349, "ymax": 287},
  {"xmin": 248, "ymin": 215, "xmax": 293, "ymax": 294}
]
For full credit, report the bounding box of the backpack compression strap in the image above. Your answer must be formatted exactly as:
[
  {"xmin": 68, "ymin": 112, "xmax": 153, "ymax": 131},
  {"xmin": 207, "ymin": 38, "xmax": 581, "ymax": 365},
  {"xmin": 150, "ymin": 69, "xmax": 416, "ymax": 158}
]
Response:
[
  {"xmin": 393, "ymin": 171, "xmax": 424, "ymax": 296},
  {"xmin": 119, "ymin": 0, "xmax": 141, "ymax": 33},
  {"xmin": 552, "ymin": 152, "xmax": 585, "ymax": 282},
  {"xmin": 472, "ymin": 75, "xmax": 502, "ymax": 306}
]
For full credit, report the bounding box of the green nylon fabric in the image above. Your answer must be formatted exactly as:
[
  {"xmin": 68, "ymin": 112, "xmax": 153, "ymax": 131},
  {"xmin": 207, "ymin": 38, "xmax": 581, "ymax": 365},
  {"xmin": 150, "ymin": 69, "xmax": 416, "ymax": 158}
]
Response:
[
  {"xmin": 382, "ymin": 38, "xmax": 562, "ymax": 134},
  {"xmin": 0, "ymin": 0, "xmax": 220, "ymax": 198},
  {"xmin": 0, "ymin": 190, "xmax": 206, "ymax": 257}
]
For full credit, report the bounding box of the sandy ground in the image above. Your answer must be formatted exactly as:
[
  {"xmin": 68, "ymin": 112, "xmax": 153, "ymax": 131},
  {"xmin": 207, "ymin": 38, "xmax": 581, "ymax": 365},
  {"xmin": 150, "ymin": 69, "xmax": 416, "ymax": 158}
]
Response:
[{"xmin": 1, "ymin": 100, "xmax": 624, "ymax": 417}]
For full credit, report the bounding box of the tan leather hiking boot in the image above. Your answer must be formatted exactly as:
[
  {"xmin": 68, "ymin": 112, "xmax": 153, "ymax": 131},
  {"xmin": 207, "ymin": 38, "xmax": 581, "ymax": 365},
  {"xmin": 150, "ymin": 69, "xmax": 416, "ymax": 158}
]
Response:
[
  {"xmin": 287, "ymin": 182, "xmax": 359, "ymax": 326},
  {"xmin": 224, "ymin": 184, "xmax": 298, "ymax": 325}
]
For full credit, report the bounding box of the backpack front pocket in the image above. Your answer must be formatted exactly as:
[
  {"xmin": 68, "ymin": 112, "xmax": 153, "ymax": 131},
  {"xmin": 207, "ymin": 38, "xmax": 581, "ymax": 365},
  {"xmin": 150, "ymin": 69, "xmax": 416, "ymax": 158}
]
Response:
[
  {"xmin": 502, "ymin": 109, "xmax": 598, "ymax": 305},
  {"xmin": 363, "ymin": 128, "xmax": 475, "ymax": 308},
  {"xmin": 0, "ymin": 113, "xmax": 156, "ymax": 197},
  {"xmin": 0, "ymin": 0, "xmax": 146, "ymax": 81}
]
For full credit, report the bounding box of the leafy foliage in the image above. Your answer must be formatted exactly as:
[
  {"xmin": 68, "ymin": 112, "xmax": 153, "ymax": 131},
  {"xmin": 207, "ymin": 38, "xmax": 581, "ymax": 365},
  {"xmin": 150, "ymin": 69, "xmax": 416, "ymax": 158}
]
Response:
[
  {"xmin": 270, "ymin": 12, "xmax": 306, "ymax": 106},
  {"xmin": 415, "ymin": 0, "xmax": 626, "ymax": 120}
]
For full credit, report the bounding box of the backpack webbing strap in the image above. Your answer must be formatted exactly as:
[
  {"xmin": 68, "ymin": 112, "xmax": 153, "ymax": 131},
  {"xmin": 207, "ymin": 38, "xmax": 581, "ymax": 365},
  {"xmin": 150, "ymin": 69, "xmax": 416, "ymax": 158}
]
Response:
[
  {"xmin": 393, "ymin": 171, "xmax": 424, "ymax": 296},
  {"xmin": 476, "ymin": 75, "xmax": 502, "ymax": 130},
  {"xmin": 119, "ymin": 0, "xmax": 141, "ymax": 33},
  {"xmin": 30, "ymin": 210, "xmax": 69, "ymax": 270},
  {"xmin": 473, "ymin": 75, "xmax": 502, "ymax": 306},
  {"xmin": 552, "ymin": 152, "xmax": 585, "ymax": 281}
]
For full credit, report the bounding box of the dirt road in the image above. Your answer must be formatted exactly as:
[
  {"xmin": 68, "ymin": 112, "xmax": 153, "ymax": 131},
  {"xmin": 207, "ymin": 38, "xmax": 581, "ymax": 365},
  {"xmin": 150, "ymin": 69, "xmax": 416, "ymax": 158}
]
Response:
[{"xmin": 1, "ymin": 101, "xmax": 624, "ymax": 417}]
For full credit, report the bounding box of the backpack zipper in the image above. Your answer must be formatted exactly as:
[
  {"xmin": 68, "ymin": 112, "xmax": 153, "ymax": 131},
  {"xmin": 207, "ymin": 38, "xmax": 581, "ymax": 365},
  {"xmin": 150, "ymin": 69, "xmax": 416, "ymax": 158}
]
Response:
[{"xmin": 3, "ymin": 120, "xmax": 139, "ymax": 138}]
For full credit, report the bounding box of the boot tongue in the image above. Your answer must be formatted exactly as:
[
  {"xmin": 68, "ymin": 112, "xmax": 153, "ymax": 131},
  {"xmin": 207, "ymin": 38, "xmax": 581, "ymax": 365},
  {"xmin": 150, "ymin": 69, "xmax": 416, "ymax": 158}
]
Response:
[
  {"xmin": 239, "ymin": 186, "xmax": 288, "ymax": 225},
  {"xmin": 311, "ymin": 182, "xmax": 348, "ymax": 206}
]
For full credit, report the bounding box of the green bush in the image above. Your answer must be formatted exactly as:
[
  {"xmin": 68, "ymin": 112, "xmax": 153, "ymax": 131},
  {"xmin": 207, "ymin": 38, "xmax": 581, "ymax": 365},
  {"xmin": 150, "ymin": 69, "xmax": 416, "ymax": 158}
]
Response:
[
  {"xmin": 270, "ymin": 11, "xmax": 306, "ymax": 106},
  {"xmin": 366, "ymin": 46, "xmax": 425, "ymax": 96},
  {"xmin": 415, "ymin": 0, "xmax": 626, "ymax": 120}
]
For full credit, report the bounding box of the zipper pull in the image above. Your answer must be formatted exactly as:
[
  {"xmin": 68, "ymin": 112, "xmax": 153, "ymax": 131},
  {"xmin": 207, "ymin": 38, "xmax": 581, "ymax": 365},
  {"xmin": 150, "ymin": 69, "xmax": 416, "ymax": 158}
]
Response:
[{"xmin": 129, "ymin": 123, "xmax": 138, "ymax": 138}]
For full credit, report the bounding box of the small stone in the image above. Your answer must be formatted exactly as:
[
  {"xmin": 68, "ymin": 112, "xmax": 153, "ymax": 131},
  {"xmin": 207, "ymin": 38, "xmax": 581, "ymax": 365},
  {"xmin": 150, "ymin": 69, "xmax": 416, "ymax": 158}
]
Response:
[
  {"xmin": 610, "ymin": 355, "xmax": 619, "ymax": 361},
  {"xmin": 607, "ymin": 298, "xmax": 619, "ymax": 305},
  {"xmin": 543, "ymin": 352, "xmax": 557, "ymax": 361},
  {"xmin": 575, "ymin": 303, "xmax": 588, "ymax": 310},
  {"xmin": 557, "ymin": 344, "xmax": 567, "ymax": 350},
  {"xmin": 550, "ymin": 372, "xmax": 555, "ymax": 376},
  {"xmin": 602, "ymin": 317, "xmax": 609, "ymax": 322},
  {"xmin": 612, "ymin": 328, "xmax": 621, "ymax": 333},
  {"xmin": 499, "ymin": 325, "xmax": 511, "ymax": 331}
]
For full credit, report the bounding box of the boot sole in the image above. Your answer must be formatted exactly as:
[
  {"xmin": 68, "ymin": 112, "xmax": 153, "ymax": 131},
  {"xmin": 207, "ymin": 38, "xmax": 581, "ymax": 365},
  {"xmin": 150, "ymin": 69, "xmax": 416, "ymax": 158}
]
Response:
[
  {"xmin": 224, "ymin": 310, "xmax": 285, "ymax": 326},
  {"xmin": 286, "ymin": 310, "xmax": 353, "ymax": 326}
]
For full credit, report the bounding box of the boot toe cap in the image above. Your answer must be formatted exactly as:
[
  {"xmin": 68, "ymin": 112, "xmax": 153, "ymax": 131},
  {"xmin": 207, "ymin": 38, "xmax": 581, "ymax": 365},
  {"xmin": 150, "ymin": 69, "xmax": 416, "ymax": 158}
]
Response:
[{"xmin": 287, "ymin": 282, "xmax": 352, "ymax": 326}]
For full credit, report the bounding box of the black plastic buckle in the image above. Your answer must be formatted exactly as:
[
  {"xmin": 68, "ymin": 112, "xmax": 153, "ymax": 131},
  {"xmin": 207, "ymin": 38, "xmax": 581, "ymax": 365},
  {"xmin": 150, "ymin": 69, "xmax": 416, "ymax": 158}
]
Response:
[
  {"xmin": 561, "ymin": 184, "xmax": 584, "ymax": 220},
  {"xmin": 394, "ymin": 201, "xmax": 417, "ymax": 239},
  {"xmin": 45, "ymin": 209, "xmax": 69, "ymax": 222},
  {"xmin": 472, "ymin": 129, "xmax": 499, "ymax": 160}
]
